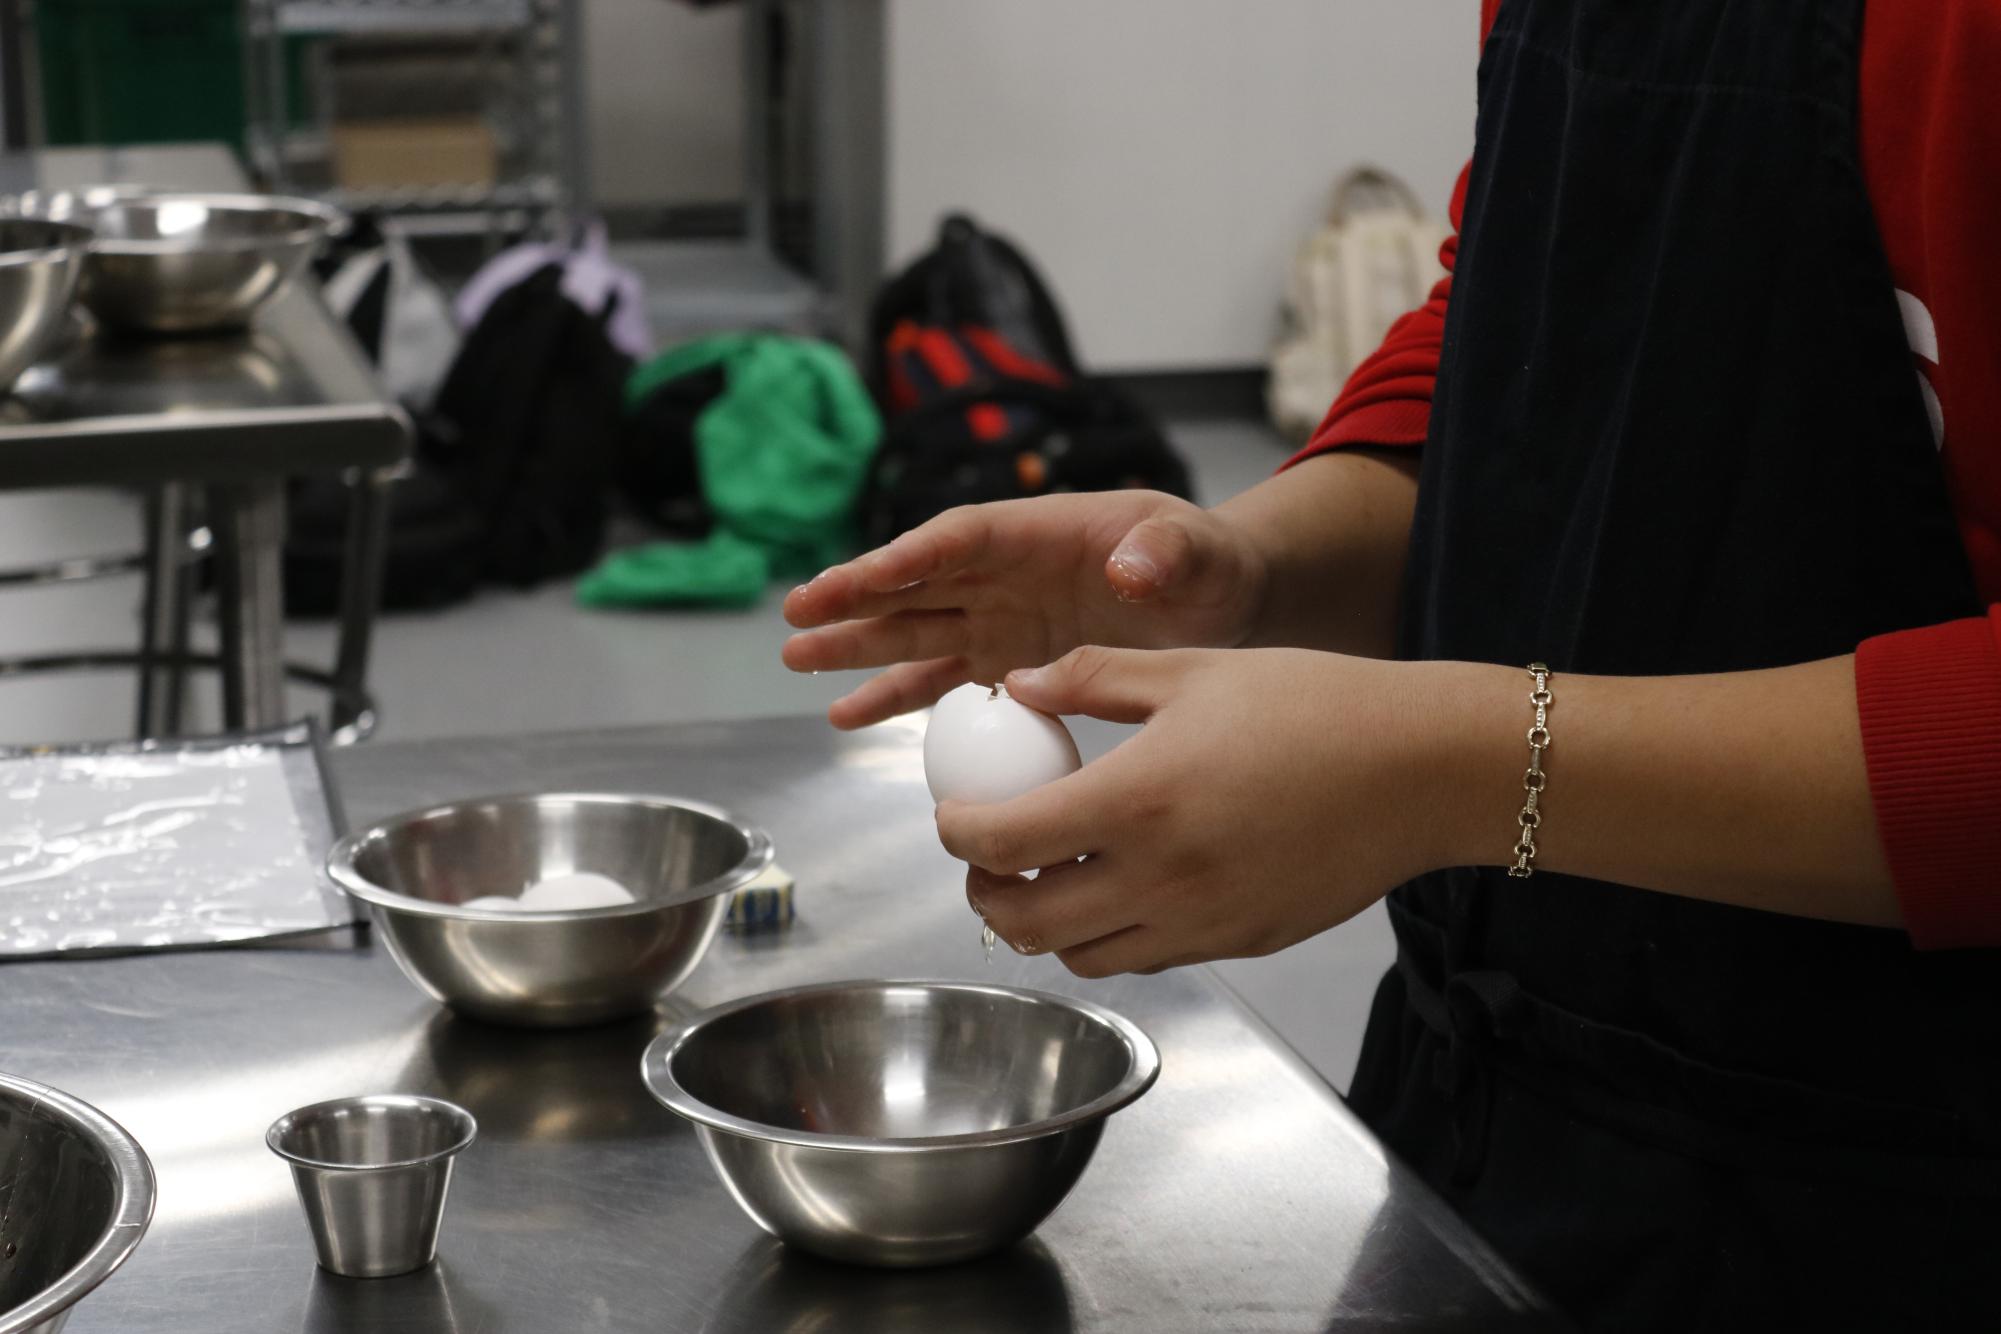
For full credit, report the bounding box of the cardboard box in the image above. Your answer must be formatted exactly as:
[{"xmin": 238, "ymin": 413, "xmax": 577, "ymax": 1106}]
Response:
[{"xmin": 331, "ymin": 117, "xmax": 498, "ymax": 190}]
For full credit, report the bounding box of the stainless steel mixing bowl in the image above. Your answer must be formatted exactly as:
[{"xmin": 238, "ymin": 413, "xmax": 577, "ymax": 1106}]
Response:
[
  {"xmin": 328, "ymin": 793, "xmax": 772, "ymax": 1028},
  {"xmin": 0, "ymin": 1072, "xmax": 155, "ymax": 1334},
  {"xmin": 0, "ymin": 220, "xmax": 89, "ymax": 392},
  {"xmin": 66, "ymin": 193, "xmax": 339, "ymax": 333},
  {"xmin": 641, "ymin": 980, "xmax": 1161, "ymax": 1268}
]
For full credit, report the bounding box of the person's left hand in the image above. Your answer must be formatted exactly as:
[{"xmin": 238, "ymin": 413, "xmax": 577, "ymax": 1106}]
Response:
[{"xmin": 936, "ymin": 645, "xmax": 1479, "ymax": 977}]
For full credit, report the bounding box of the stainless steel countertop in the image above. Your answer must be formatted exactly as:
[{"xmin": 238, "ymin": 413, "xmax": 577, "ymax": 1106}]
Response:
[
  {"xmin": 0, "ymin": 143, "xmax": 408, "ymax": 489},
  {"xmin": 4, "ymin": 715, "xmax": 1563, "ymax": 1332}
]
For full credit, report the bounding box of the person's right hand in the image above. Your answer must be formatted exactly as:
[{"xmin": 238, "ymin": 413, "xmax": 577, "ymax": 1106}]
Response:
[{"xmin": 782, "ymin": 491, "xmax": 1268, "ymax": 729}]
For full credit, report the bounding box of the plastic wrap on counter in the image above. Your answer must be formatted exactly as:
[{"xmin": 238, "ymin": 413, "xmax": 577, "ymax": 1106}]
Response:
[{"xmin": 0, "ymin": 723, "xmax": 354, "ymax": 959}]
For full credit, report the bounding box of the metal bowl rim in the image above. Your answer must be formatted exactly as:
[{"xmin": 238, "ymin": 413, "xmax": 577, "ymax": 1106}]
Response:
[
  {"xmin": 264, "ymin": 1093, "xmax": 477, "ymax": 1173},
  {"xmin": 325, "ymin": 790, "xmax": 775, "ymax": 922},
  {"xmin": 0, "ymin": 1071, "xmax": 156, "ymax": 1334},
  {"xmin": 639, "ymin": 979, "xmax": 1162, "ymax": 1154},
  {"xmin": 0, "ymin": 218, "xmax": 92, "ymax": 268},
  {"xmin": 76, "ymin": 193, "xmax": 343, "ymax": 255}
]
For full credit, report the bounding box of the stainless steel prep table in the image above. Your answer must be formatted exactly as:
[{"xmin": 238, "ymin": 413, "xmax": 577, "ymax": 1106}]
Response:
[
  {"xmin": 0, "ymin": 144, "xmax": 411, "ymax": 735},
  {"xmin": 4, "ymin": 715, "xmax": 1563, "ymax": 1332}
]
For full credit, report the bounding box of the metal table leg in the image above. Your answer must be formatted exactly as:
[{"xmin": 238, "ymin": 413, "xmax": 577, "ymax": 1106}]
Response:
[
  {"xmin": 331, "ymin": 467, "xmax": 392, "ymax": 737},
  {"xmin": 136, "ymin": 482, "xmax": 189, "ymax": 738},
  {"xmin": 163, "ymin": 515, "xmax": 197, "ymax": 736},
  {"xmin": 208, "ymin": 479, "xmax": 288, "ymax": 730}
]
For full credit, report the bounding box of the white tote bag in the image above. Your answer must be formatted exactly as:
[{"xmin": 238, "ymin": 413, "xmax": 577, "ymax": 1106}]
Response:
[
  {"xmin": 322, "ymin": 230, "xmax": 462, "ymax": 411},
  {"xmin": 1269, "ymin": 167, "xmax": 1452, "ymax": 441}
]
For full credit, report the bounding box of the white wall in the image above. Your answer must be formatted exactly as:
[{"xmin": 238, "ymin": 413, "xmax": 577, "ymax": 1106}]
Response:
[
  {"xmin": 584, "ymin": 0, "xmax": 746, "ymax": 208},
  {"xmin": 885, "ymin": 0, "xmax": 1480, "ymax": 372}
]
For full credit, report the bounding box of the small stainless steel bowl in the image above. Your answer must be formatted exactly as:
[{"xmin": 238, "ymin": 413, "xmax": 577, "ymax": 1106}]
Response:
[
  {"xmin": 63, "ymin": 192, "xmax": 339, "ymax": 334},
  {"xmin": 641, "ymin": 980, "xmax": 1160, "ymax": 1268},
  {"xmin": 0, "ymin": 219, "xmax": 89, "ymax": 393},
  {"xmin": 267, "ymin": 1094, "xmax": 477, "ymax": 1280},
  {"xmin": 0, "ymin": 1071, "xmax": 155, "ymax": 1334},
  {"xmin": 328, "ymin": 792, "xmax": 772, "ymax": 1029}
]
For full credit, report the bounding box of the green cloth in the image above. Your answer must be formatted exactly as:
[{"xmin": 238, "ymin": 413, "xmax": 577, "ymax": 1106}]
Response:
[
  {"xmin": 577, "ymin": 530, "xmax": 770, "ymax": 609},
  {"xmin": 579, "ymin": 334, "xmax": 881, "ymax": 609}
]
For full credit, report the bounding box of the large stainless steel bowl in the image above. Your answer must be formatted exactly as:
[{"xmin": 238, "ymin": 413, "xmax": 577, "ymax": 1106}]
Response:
[
  {"xmin": 0, "ymin": 1072, "xmax": 155, "ymax": 1334},
  {"xmin": 328, "ymin": 793, "xmax": 772, "ymax": 1028},
  {"xmin": 67, "ymin": 193, "xmax": 338, "ymax": 333},
  {"xmin": 0, "ymin": 220, "xmax": 89, "ymax": 392},
  {"xmin": 641, "ymin": 980, "xmax": 1160, "ymax": 1268}
]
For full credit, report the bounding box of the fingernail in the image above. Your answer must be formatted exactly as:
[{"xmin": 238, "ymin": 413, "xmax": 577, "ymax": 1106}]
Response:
[
  {"xmin": 1108, "ymin": 547, "xmax": 1160, "ymax": 602},
  {"xmin": 1006, "ymin": 666, "xmax": 1045, "ymax": 692},
  {"xmin": 1112, "ymin": 544, "xmax": 1160, "ymax": 580}
]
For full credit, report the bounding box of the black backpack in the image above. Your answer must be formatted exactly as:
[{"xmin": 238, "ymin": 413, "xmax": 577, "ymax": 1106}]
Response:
[
  {"xmin": 618, "ymin": 361, "xmax": 727, "ymax": 540},
  {"xmin": 426, "ymin": 263, "xmax": 632, "ymax": 587},
  {"xmin": 287, "ymin": 261, "xmax": 631, "ymax": 613},
  {"xmin": 288, "ymin": 215, "xmax": 485, "ymax": 616},
  {"xmin": 860, "ymin": 214, "xmax": 1191, "ymax": 544},
  {"xmin": 284, "ymin": 465, "xmax": 486, "ymax": 615}
]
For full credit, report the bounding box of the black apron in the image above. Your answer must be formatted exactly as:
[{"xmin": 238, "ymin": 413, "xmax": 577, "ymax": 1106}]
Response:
[{"xmin": 1346, "ymin": 3, "xmax": 2001, "ymax": 1330}]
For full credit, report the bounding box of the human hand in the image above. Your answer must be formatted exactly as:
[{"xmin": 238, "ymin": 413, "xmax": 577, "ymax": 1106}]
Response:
[
  {"xmin": 782, "ymin": 492, "xmax": 1267, "ymax": 729},
  {"xmin": 936, "ymin": 646, "xmax": 1471, "ymax": 976}
]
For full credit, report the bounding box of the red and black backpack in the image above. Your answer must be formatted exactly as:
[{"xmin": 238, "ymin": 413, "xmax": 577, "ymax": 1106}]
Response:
[{"xmin": 860, "ymin": 214, "xmax": 1191, "ymax": 544}]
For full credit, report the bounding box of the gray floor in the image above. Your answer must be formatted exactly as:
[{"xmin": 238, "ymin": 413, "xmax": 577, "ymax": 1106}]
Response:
[{"xmin": 0, "ymin": 417, "xmax": 1392, "ymax": 1091}]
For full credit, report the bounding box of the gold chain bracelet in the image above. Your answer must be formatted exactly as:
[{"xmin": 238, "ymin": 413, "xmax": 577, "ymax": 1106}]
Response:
[{"xmin": 1507, "ymin": 662, "xmax": 1552, "ymax": 878}]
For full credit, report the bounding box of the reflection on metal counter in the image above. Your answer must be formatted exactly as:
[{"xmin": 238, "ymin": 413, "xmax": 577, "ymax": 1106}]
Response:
[
  {"xmin": 398, "ymin": 1008, "xmax": 692, "ymax": 1145},
  {"xmin": 297, "ymin": 1261, "xmax": 492, "ymax": 1334},
  {"xmin": 699, "ymin": 1237, "xmax": 1077, "ymax": 1334}
]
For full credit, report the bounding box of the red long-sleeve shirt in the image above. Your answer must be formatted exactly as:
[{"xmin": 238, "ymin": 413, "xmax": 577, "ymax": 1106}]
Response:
[{"xmin": 1289, "ymin": 2, "xmax": 2001, "ymax": 948}]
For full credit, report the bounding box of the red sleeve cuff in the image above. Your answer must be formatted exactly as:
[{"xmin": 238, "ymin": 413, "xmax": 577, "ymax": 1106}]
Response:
[
  {"xmin": 1280, "ymin": 399, "xmax": 1433, "ymax": 471},
  {"xmin": 1855, "ymin": 607, "xmax": 2001, "ymax": 950}
]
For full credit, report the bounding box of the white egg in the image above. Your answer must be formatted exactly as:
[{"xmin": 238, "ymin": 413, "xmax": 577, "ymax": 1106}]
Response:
[
  {"xmin": 924, "ymin": 682, "xmax": 1082, "ymax": 805},
  {"xmin": 460, "ymin": 895, "xmax": 525, "ymax": 912},
  {"xmin": 518, "ymin": 872, "xmax": 638, "ymax": 911}
]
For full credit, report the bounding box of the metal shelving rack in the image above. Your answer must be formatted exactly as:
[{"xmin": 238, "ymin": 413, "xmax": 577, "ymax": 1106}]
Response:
[
  {"xmin": 242, "ymin": 0, "xmax": 585, "ymax": 237},
  {"xmin": 610, "ymin": 0, "xmax": 830, "ymax": 343}
]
